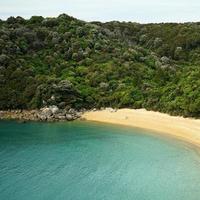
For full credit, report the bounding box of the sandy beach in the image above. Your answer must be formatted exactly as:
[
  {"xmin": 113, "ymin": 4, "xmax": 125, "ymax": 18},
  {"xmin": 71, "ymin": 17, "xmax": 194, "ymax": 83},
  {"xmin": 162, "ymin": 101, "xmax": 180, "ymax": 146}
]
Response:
[{"xmin": 82, "ymin": 109, "xmax": 200, "ymax": 147}]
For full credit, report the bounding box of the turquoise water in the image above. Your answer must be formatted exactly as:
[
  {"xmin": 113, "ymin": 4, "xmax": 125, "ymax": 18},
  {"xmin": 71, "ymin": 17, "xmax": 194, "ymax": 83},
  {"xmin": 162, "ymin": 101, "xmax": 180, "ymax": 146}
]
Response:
[{"xmin": 0, "ymin": 121, "xmax": 200, "ymax": 200}]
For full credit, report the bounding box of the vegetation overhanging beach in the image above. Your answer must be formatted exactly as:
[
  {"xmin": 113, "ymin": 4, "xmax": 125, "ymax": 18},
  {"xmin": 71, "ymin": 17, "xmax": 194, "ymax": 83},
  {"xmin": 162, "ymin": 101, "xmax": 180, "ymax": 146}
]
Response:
[{"xmin": 83, "ymin": 108, "xmax": 200, "ymax": 148}]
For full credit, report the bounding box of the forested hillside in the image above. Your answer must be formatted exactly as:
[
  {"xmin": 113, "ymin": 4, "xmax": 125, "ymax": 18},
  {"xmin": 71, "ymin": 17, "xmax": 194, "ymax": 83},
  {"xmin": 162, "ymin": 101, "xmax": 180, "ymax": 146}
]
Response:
[{"xmin": 0, "ymin": 14, "xmax": 200, "ymax": 117}]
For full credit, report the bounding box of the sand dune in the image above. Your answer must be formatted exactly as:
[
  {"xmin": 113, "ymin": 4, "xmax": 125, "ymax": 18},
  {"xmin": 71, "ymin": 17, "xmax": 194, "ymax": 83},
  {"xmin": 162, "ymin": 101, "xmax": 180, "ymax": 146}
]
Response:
[{"xmin": 82, "ymin": 109, "xmax": 200, "ymax": 148}]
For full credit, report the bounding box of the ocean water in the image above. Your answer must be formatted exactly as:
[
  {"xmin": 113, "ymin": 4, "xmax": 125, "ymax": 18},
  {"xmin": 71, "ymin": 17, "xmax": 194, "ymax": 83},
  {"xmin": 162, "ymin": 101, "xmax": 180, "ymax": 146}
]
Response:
[{"xmin": 0, "ymin": 120, "xmax": 200, "ymax": 200}]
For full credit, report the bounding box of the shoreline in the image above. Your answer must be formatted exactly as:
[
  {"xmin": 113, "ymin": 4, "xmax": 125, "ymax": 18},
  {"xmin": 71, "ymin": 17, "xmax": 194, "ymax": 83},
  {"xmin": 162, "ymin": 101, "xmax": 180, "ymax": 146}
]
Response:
[
  {"xmin": 1, "ymin": 108, "xmax": 200, "ymax": 149},
  {"xmin": 82, "ymin": 108, "xmax": 200, "ymax": 148},
  {"xmin": 0, "ymin": 107, "xmax": 82, "ymax": 122}
]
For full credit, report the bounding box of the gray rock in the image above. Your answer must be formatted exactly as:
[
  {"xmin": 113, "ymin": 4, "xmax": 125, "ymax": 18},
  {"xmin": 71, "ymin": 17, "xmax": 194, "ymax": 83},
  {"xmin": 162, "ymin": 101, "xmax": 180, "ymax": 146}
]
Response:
[
  {"xmin": 76, "ymin": 112, "xmax": 82, "ymax": 118},
  {"xmin": 58, "ymin": 102, "xmax": 66, "ymax": 109},
  {"xmin": 68, "ymin": 108, "xmax": 76, "ymax": 114},
  {"xmin": 57, "ymin": 115, "xmax": 66, "ymax": 120},
  {"xmin": 40, "ymin": 107, "xmax": 52, "ymax": 116},
  {"xmin": 42, "ymin": 100, "xmax": 47, "ymax": 106},
  {"xmin": 50, "ymin": 95, "xmax": 55, "ymax": 101},
  {"xmin": 65, "ymin": 114, "xmax": 74, "ymax": 121},
  {"xmin": 49, "ymin": 105, "xmax": 59, "ymax": 114},
  {"xmin": 38, "ymin": 107, "xmax": 54, "ymax": 121},
  {"xmin": 80, "ymin": 108, "xmax": 87, "ymax": 113},
  {"xmin": 39, "ymin": 114, "xmax": 47, "ymax": 121}
]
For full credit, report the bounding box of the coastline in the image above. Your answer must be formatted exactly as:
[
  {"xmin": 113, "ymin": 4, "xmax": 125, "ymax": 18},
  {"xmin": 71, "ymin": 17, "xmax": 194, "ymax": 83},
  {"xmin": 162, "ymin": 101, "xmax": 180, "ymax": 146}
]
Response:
[
  {"xmin": 0, "ymin": 107, "xmax": 81, "ymax": 122},
  {"xmin": 82, "ymin": 108, "xmax": 200, "ymax": 148},
  {"xmin": 1, "ymin": 108, "xmax": 200, "ymax": 149}
]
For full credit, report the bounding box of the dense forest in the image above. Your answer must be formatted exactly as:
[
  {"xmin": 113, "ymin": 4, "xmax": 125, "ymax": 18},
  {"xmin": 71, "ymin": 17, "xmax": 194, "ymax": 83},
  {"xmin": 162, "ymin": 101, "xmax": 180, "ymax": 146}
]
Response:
[{"xmin": 0, "ymin": 14, "xmax": 200, "ymax": 117}]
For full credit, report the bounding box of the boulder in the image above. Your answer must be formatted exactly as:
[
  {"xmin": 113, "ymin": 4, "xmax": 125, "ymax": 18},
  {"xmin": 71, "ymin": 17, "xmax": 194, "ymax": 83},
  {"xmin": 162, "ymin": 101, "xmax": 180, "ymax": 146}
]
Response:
[
  {"xmin": 39, "ymin": 114, "xmax": 47, "ymax": 121},
  {"xmin": 38, "ymin": 107, "xmax": 53, "ymax": 120},
  {"xmin": 57, "ymin": 115, "xmax": 66, "ymax": 120},
  {"xmin": 80, "ymin": 108, "xmax": 87, "ymax": 113},
  {"xmin": 58, "ymin": 102, "xmax": 66, "ymax": 109},
  {"xmin": 49, "ymin": 105, "xmax": 59, "ymax": 114},
  {"xmin": 68, "ymin": 108, "xmax": 76, "ymax": 114},
  {"xmin": 75, "ymin": 112, "xmax": 82, "ymax": 118},
  {"xmin": 65, "ymin": 114, "xmax": 74, "ymax": 121},
  {"xmin": 41, "ymin": 107, "xmax": 52, "ymax": 116}
]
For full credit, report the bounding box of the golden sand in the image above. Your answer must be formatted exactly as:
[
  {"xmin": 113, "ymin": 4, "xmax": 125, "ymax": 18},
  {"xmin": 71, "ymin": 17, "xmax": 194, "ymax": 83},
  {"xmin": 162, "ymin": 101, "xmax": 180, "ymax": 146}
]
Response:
[{"xmin": 82, "ymin": 109, "xmax": 200, "ymax": 147}]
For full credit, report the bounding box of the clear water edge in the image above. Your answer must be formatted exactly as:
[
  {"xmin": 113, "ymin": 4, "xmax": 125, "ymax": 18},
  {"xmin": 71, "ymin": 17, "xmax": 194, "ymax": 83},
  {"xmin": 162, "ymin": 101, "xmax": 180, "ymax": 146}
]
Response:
[
  {"xmin": 81, "ymin": 119, "xmax": 200, "ymax": 156},
  {"xmin": 0, "ymin": 120, "xmax": 200, "ymax": 200}
]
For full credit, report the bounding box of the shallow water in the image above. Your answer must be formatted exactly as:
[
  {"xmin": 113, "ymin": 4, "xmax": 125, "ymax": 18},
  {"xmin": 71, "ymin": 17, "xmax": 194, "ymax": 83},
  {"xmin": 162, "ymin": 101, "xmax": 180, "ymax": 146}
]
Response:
[{"xmin": 0, "ymin": 120, "xmax": 200, "ymax": 200}]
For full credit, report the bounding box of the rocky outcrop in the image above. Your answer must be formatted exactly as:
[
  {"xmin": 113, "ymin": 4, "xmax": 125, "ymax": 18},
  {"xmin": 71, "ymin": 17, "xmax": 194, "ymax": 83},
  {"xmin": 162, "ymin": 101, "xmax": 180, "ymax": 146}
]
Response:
[
  {"xmin": 0, "ymin": 106, "xmax": 82, "ymax": 122},
  {"xmin": 35, "ymin": 79, "xmax": 80, "ymax": 108}
]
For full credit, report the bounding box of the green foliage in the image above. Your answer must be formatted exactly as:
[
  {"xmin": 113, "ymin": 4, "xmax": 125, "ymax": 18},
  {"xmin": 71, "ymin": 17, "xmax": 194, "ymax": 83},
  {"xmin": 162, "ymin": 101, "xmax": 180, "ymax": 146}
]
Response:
[{"xmin": 0, "ymin": 14, "xmax": 200, "ymax": 117}]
